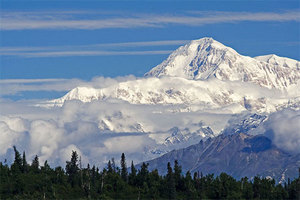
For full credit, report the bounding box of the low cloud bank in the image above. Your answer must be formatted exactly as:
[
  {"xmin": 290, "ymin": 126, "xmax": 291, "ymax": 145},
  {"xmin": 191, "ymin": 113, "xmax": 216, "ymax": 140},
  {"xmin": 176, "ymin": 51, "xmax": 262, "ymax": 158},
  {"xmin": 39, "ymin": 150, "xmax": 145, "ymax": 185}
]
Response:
[
  {"xmin": 1, "ymin": 100, "xmax": 299, "ymax": 169},
  {"xmin": 264, "ymin": 109, "xmax": 300, "ymax": 154},
  {"xmin": 0, "ymin": 98, "xmax": 231, "ymax": 168},
  {"xmin": 0, "ymin": 75, "xmax": 299, "ymax": 169}
]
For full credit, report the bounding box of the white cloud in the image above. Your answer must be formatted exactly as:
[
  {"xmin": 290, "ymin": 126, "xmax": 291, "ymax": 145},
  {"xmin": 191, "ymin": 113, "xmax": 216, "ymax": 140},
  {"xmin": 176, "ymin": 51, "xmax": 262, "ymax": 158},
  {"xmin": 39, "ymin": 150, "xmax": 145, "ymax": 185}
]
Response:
[
  {"xmin": 0, "ymin": 40, "xmax": 186, "ymax": 53},
  {"xmin": 29, "ymin": 120, "xmax": 64, "ymax": 163},
  {"xmin": 0, "ymin": 39, "xmax": 184, "ymax": 58},
  {"xmin": 0, "ymin": 75, "xmax": 136, "ymax": 96},
  {"xmin": 0, "ymin": 79, "xmax": 68, "ymax": 84},
  {"xmin": 103, "ymin": 135, "xmax": 156, "ymax": 154},
  {"xmin": 0, "ymin": 95, "xmax": 232, "ymax": 168},
  {"xmin": 0, "ymin": 75, "xmax": 299, "ymax": 168},
  {"xmin": 59, "ymin": 144, "xmax": 89, "ymax": 166},
  {"xmin": 0, "ymin": 78, "xmax": 84, "ymax": 96},
  {"xmin": 0, "ymin": 121, "xmax": 26, "ymax": 155},
  {"xmin": 1, "ymin": 10, "xmax": 299, "ymax": 31},
  {"xmin": 265, "ymin": 109, "xmax": 300, "ymax": 154},
  {"xmin": 1, "ymin": 50, "xmax": 172, "ymax": 58}
]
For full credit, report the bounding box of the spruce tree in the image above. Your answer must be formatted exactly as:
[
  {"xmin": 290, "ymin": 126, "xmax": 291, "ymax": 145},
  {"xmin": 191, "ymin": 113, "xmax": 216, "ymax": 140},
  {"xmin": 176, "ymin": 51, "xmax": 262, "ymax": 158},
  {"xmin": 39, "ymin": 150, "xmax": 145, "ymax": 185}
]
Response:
[
  {"xmin": 120, "ymin": 153, "xmax": 128, "ymax": 182},
  {"xmin": 107, "ymin": 160, "xmax": 113, "ymax": 173},
  {"xmin": 129, "ymin": 161, "xmax": 137, "ymax": 186},
  {"xmin": 31, "ymin": 155, "xmax": 39, "ymax": 173},
  {"xmin": 21, "ymin": 151, "xmax": 28, "ymax": 173},
  {"xmin": 173, "ymin": 160, "xmax": 182, "ymax": 191},
  {"xmin": 137, "ymin": 162, "xmax": 149, "ymax": 187},
  {"xmin": 11, "ymin": 146, "xmax": 24, "ymax": 195},
  {"xmin": 166, "ymin": 162, "xmax": 176, "ymax": 200},
  {"xmin": 11, "ymin": 146, "xmax": 22, "ymax": 174},
  {"xmin": 111, "ymin": 158, "xmax": 116, "ymax": 172},
  {"xmin": 65, "ymin": 151, "xmax": 79, "ymax": 187}
]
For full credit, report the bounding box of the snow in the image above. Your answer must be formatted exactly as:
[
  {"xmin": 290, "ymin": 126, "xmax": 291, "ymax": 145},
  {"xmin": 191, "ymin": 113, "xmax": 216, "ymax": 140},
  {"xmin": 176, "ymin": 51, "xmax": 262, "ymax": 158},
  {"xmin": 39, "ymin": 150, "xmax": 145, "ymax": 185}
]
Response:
[
  {"xmin": 45, "ymin": 77, "xmax": 300, "ymax": 115},
  {"xmin": 145, "ymin": 38, "xmax": 300, "ymax": 90},
  {"xmin": 31, "ymin": 37, "xmax": 300, "ymax": 161}
]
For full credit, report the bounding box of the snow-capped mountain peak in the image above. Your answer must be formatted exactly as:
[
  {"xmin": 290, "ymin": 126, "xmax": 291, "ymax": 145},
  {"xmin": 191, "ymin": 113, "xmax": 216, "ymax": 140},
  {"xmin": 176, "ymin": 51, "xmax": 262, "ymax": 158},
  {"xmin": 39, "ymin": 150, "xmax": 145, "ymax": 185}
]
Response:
[
  {"xmin": 44, "ymin": 38, "xmax": 300, "ymax": 113},
  {"xmin": 145, "ymin": 37, "xmax": 240, "ymax": 80},
  {"xmin": 47, "ymin": 87, "xmax": 103, "ymax": 106},
  {"xmin": 254, "ymin": 54, "xmax": 299, "ymax": 70},
  {"xmin": 145, "ymin": 37, "xmax": 300, "ymax": 89}
]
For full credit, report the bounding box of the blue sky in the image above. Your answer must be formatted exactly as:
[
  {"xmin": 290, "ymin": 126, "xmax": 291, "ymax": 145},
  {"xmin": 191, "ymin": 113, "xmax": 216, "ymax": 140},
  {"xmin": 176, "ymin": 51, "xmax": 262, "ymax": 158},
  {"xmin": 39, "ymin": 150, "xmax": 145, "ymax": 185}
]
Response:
[{"xmin": 0, "ymin": 0, "xmax": 299, "ymax": 99}]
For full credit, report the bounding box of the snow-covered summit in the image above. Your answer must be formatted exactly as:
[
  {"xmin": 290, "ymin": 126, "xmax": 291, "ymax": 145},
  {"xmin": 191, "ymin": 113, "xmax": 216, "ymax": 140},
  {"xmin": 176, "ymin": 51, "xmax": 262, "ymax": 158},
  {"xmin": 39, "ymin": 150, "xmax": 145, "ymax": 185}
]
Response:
[
  {"xmin": 47, "ymin": 87, "xmax": 103, "ymax": 106},
  {"xmin": 254, "ymin": 54, "xmax": 299, "ymax": 69},
  {"xmin": 145, "ymin": 38, "xmax": 300, "ymax": 89},
  {"xmin": 44, "ymin": 37, "xmax": 300, "ymax": 112}
]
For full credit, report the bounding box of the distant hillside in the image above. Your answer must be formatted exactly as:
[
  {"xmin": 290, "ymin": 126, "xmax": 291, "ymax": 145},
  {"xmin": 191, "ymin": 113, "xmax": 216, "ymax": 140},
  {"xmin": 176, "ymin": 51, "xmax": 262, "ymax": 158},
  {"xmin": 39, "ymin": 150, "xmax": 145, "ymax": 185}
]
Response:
[{"xmin": 141, "ymin": 133, "xmax": 300, "ymax": 183}]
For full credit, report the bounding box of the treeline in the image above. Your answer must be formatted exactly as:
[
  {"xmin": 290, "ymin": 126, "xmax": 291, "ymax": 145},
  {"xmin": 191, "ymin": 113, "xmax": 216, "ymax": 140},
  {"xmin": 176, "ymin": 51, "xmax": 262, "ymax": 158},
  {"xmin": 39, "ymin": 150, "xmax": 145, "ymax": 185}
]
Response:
[{"xmin": 0, "ymin": 147, "xmax": 299, "ymax": 199}]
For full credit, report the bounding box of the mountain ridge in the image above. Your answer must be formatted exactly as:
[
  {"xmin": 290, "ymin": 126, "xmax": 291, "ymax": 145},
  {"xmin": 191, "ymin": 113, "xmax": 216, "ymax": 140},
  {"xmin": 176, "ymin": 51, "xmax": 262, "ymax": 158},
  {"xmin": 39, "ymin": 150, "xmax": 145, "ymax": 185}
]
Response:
[
  {"xmin": 45, "ymin": 37, "xmax": 300, "ymax": 109},
  {"xmin": 139, "ymin": 132, "xmax": 300, "ymax": 183},
  {"xmin": 145, "ymin": 37, "xmax": 300, "ymax": 89}
]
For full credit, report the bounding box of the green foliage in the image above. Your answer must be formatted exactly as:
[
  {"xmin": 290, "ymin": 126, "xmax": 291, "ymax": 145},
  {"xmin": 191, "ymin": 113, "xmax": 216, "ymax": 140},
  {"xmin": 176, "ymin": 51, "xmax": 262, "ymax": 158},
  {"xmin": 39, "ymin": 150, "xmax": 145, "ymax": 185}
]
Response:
[
  {"xmin": 166, "ymin": 162, "xmax": 176, "ymax": 199},
  {"xmin": 65, "ymin": 150, "xmax": 79, "ymax": 187},
  {"xmin": 1, "ymin": 148, "xmax": 299, "ymax": 199},
  {"xmin": 31, "ymin": 155, "xmax": 39, "ymax": 173},
  {"xmin": 120, "ymin": 153, "xmax": 128, "ymax": 182}
]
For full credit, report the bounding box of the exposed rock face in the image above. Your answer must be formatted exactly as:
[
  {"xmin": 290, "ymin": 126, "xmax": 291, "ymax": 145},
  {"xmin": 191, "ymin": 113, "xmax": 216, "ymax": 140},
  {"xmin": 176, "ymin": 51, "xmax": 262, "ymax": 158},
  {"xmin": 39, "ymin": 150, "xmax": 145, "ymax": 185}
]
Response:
[{"xmin": 141, "ymin": 133, "xmax": 300, "ymax": 183}]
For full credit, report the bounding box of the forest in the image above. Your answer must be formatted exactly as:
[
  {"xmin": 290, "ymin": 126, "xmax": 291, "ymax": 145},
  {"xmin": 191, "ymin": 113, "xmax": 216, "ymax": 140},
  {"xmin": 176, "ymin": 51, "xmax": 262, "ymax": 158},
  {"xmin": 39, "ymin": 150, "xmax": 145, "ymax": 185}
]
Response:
[{"xmin": 0, "ymin": 147, "xmax": 299, "ymax": 199}]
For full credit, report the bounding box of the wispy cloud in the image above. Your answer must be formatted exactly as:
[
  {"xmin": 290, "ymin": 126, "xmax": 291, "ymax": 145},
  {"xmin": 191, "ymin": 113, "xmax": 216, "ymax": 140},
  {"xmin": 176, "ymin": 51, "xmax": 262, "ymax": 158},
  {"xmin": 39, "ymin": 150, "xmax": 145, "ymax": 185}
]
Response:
[
  {"xmin": 0, "ymin": 10, "xmax": 299, "ymax": 30},
  {"xmin": 1, "ymin": 50, "xmax": 173, "ymax": 58},
  {"xmin": 0, "ymin": 40, "xmax": 187, "ymax": 51},
  {"xmin": 0, "ymin": 78, "xmax": 68, "ymax": 84},
  {"xmin": 0, "ymin": 78, "xmax": 85, "ymax": 96},
  {"xmin": 0, "ymin": 76, "xmax": 137, "ymax": 96},
  {"xmin": 0, "ymin": 40, "xmax": 185, "ymax": 57}
]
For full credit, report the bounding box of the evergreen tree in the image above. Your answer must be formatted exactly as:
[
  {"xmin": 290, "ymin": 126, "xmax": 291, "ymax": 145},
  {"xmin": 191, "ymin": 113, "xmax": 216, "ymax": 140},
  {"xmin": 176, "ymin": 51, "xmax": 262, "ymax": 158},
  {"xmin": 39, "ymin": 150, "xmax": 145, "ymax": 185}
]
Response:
[
  {"xmin": 129, "ymin": 161, "xmax": 137, "ymax": 186},
  {"xmin": 241, "ymin": 177, "xmax": 253, "ymax": 199},
  {"xmin": 11, "ymin": 146, "xmax": 24, "ymax": 195},
  {"xmin": 253, "ymin": 176, "xmax": 261, "ymax": 199},
  {"xmin": 173, "ymin": 160, "xmax": 182, "ymax": 191},
  {"xmin": 107, "ymin": 160, "xmax": 113, "ymax": 173},
  {"xmin": 120, "ymin": 153, "xmax": 128, "ymax": 182},
  {"xmin": 111, "ymin": 158, "xmax": 116, "ymax": 172},
  {"xmin": 42, "ymin": 160, "xmax": 51, "ymax": 172},
  {"xmin": 137, "ymin": 162, "xmax": 149, "ymax": 187},
  {"xmin": 184, "ymin": 171, "xmax": 197, "ymax": 199},
  {"xmin": 1, "ymin": 150, "xmax": 299, "ymax": 199},
  {"xmin": 11, "ymin": 146, "xmax": 22, "ymax": 174},
  {"xmin": 31, "ymin": 155, "xmax": 39, "ymax": 173},
  {"xmin": 65, "ymin": 151, "xmax": 79, "ymax": 187},
  {"xmin": 166, "ymin": 162, "xmax": 176, "ymax": 200},
  {"xmin": 21, "ymin": 151, "xmax": 28, "ymax": 173}
]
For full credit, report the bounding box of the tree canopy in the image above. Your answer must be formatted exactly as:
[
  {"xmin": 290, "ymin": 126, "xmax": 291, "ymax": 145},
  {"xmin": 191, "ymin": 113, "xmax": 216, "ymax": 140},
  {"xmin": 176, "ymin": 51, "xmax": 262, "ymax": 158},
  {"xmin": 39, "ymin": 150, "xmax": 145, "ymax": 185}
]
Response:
[{"xmin": 0, "ymin": 147, "xmax": 299, "ymax": 199}]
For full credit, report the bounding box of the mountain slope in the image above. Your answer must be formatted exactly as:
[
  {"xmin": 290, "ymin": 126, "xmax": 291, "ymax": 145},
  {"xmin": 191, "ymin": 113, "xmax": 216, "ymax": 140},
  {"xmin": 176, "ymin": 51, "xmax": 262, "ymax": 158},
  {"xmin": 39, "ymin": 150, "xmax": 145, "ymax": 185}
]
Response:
[
  {"xmin": 141, "ymin": 133, "xmax": 300, "ymax": 182},
  {"xmin": 45, "ymin": 38, "xmax": 300, "ymax": 111},
  {"xmin": 145, "ymin": 38, "xmax": 300, "ymax": 89},
  {"xmin": 46, "ymin": 76, "xmax": 299, "ymax": 113}
]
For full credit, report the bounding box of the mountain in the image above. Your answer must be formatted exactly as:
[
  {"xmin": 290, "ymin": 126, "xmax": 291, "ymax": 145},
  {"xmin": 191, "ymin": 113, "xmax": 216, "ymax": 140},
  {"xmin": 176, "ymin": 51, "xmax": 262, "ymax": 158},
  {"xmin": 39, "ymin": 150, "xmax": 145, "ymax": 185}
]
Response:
[
  {"xmin": 45, "ymin": 37, "xmax": 300, "ymax": 110},
  {"xmin": 29, "ymin": 37, "xmax": 300, "ymax": 170},
  {"xmin": 40, "ymin": 38, "xmax": 300, "ymax": 158},
  {"xmin": 145, "ymin": 37, "xmax": 300, "ymax": 89},
  {"xmin": 45, "ymin": 77, "xmax": 299, "ymax": 114},
  {"xmin": 221, "ymin": 113, "xmax": 268, "ymax": 136},
  {"xmin": 140, "ymin": 133, "xmax": 300, "ymax": 183}
]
